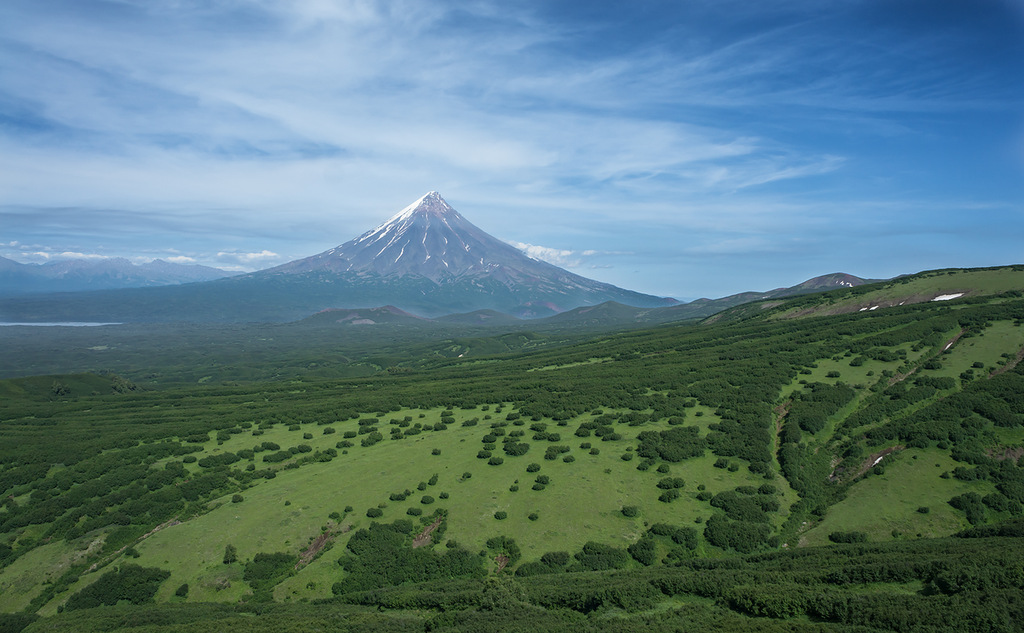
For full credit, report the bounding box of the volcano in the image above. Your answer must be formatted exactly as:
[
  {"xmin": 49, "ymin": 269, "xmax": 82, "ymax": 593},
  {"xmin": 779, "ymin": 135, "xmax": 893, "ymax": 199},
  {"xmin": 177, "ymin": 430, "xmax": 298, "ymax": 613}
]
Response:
[{"xmin": 252, "ymin": 191, "xmax": 676, "ymax": 318}]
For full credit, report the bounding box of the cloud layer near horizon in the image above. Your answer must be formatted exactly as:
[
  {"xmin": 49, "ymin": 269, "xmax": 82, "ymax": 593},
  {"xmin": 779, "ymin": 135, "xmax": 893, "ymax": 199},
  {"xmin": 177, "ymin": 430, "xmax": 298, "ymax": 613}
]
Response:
[{"xmin": 1, "ymin": 0, "xmax": 1021, "ymax": 299}]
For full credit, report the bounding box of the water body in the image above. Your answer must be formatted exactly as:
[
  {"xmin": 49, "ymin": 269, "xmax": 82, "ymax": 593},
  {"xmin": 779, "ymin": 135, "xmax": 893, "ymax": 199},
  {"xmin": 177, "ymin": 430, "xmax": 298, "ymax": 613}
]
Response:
[{"xmin": 0, "ymin": 322, "xmax": 122, "ymax": 327}]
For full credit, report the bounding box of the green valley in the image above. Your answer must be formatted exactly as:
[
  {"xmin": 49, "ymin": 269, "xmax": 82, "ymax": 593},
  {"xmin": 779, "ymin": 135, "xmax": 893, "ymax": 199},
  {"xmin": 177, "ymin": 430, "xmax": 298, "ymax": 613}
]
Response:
[{"xmin": 1, "ymin": 267, "xmax": 1023, "ymax": 632}]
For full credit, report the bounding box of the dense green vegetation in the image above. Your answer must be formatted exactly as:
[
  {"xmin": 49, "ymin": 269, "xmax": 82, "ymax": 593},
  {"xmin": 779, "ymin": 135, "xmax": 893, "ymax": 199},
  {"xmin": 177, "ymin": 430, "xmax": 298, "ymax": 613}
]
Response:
[{"xmin": 0, "ymin": 267, "xmax": 1022, "ymax": 631}]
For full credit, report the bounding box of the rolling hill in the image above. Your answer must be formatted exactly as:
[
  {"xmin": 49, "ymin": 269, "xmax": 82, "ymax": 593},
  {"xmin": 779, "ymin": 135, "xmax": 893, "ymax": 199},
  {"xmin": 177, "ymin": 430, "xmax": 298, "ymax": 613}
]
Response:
[{"xmin": 0, "ymin": 266, "xmax": 1022, "ymax": 632}]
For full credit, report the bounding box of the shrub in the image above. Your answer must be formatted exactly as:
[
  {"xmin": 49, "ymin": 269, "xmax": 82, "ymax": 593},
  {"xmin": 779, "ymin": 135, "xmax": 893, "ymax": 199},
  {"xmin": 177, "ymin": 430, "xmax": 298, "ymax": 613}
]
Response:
[
  {"xmin": 656, "ymin": 477, "xmax": 685, "ymax": 490},
  {"xmin": 528, "ymin": 513, "xmax": 539, "ymax": 521},
  {"xmin": 488, "ymin": 456, "xmax": 505, "ymax": 466},
  {"xmin": 621, "ymin": 505, "xmax": 639, "ymax": 518},
  {"xmin": 64, "ymin": 565, "xmax": 171, "ymax": 611},
  {"xmin": 526, "ymin": 463, "xmax": 541, "ymax": 473},
  {"xmin": 420, "ymin": 495, "xmax": 435, "ymax": 505},
  {"xmin": 628, "ymin": 536, "xmax": 657, "ymax": 566},
  {"xmin": 231, "ymin": 494, "xmax": 244, "ymax": 503},
  {"xmin": 366, "ymin": 508, "xmax": 383, "ymax": 518},
  {"xmin": 828, "ymin": 531, "xmax": 868, "ymax": 543},
  {"xmin": 573, "ymin": 542, "xmax": 629, "ymax": 571},
  {"xmin": 494, "ymin": 511, "xmax": 508, "ymax": 520},
  {"xmin": 658, "ymin": 489, "xmax": 681, "ymax": 503}
]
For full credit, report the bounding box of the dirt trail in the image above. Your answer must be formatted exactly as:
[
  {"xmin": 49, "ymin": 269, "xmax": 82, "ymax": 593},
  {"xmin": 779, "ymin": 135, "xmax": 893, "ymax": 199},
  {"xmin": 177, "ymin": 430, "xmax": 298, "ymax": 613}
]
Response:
[
  {"xmin": 773, "ymin": 400, "xmax": 791, "ymax": 461},
  {"xmin": 852, "ymin": 445, "xmax": 903, "ymax": 480},
  {"xmin": 990, "ymin": 345, "xmax": 1024, "ymax": 378},
  {"xmin": 88, "ymin": 517, "xmax": 180, "ymax": 572},
  {"xmin": 940, "ymin": 329, "xmax": 967, "ymax": 353},
  {"xmin": 774, "ymin": 400, "xmax": 791, "ymax": 434},
  {"xmin": 296, "ymin": 523, "xmax": 348, "ymax": 569},
  {"xmin": 888, "ymin": 329, "xmax": 965, "ymax": 387},
  {"xmin": 412, "ymin": 515, "xmax": 444, "ymax": 548},
  {"xmin": 887, "ymin": 367, "xmax": 917, "ymax": 387}
]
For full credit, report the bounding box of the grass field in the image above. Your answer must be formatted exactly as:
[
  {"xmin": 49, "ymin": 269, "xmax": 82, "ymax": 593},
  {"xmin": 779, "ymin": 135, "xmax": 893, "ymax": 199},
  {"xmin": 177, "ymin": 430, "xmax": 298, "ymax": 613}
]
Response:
[
  {"xmin": 799, "ymin": 447, "xmax": 991, "ymax": 546},
  {"xmin": 27, "ymin": 404, "xmax": 771, "ymax": 610}
]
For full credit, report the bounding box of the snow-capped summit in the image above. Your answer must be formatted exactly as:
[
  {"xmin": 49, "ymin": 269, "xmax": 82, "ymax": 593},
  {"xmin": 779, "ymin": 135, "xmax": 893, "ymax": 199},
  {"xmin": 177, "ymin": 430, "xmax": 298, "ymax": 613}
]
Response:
[
  {"xmin": 273, "ymin": 191, "xmax": 523, "ymax": 282},
  {"xmin": 381, "ymin": 190, "xmax": 452, "ymax": 225}
]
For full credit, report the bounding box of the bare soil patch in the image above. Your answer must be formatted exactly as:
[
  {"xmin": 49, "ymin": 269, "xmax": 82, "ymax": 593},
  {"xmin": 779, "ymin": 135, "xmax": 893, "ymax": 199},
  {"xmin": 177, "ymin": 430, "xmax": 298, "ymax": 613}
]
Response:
[
  {"xmin": 296, "ymin": 522, "xmax": 348, "ymax": 569},
  {"xmin": 887, "ymin": 367, "xmax": 917, "ymax": 387},
  {"xmin": 988, "ymin": 446, "xmax": 1024, "ymax": 462},
  {"xmin": 495, "ymin": 554, "xmax": 509, "ymax": 573},
  {"xmin": 412, "ymin": 515, "xmax": 444, "ymax": 548}
]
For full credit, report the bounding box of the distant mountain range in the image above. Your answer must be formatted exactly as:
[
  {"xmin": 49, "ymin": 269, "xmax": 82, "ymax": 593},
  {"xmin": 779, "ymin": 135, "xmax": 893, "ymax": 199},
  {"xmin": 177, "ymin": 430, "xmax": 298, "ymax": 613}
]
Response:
[
  {"xmin": 0, "ymin": 193, "xmax": 880, "ymax": 324},
  {"xmin": 0, "ymin": 256, "xmax": 230, "ymax": 297}
]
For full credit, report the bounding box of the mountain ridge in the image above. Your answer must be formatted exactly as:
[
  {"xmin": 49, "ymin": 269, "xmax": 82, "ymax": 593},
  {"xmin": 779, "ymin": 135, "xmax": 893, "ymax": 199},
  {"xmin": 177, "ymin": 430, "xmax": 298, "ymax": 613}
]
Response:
[{"xmin": 0, "ymin": 256, "xmax": 231, "ymax": 297}]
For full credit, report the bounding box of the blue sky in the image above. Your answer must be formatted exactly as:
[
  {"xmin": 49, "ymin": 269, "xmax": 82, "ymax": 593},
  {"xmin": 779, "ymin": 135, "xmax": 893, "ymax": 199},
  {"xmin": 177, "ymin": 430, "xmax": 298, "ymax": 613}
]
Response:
[{"xmin": 1, "ymin": 0, "xmax": 1022, "ymax": 300}]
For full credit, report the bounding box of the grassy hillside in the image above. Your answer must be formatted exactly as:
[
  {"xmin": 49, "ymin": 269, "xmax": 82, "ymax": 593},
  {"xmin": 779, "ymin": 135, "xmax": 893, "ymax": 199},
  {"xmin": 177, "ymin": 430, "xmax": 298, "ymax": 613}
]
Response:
[
  {"xmin": 707, "ymin": 265, "xmax": 1024, "ymax": 324},
  {"xmin": 0, "ymin": 267, "xmax": 1022, "ymax": 631}
]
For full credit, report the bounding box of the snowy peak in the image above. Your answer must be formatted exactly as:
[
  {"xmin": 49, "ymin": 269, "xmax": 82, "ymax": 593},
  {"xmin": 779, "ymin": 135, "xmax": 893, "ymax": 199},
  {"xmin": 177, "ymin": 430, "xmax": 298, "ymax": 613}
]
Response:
[
  {"xmin": 274, "ymin": 191, "xmax": 529, "ymax": 282},
  {"xmin": 386, "ymin": 191, "xmax": 452, "ymax": 224},
  {"xmin": 353, "ymin": 191, "xmax": 467, "ymax": 251}
]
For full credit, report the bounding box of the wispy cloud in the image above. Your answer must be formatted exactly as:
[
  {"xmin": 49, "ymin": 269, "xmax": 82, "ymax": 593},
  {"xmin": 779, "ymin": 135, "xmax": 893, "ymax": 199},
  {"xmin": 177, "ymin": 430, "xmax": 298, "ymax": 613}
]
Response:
[
  {"xmin": 511, "ymin": 241, "xmax": 626, "ymax": 270},
  {"xmin": 164, "ymin": 255, "xmax": 197, "ymax": 264},
  {"xmin": 215, "ymin": 250, "xmax": 281, "ymax": 270}
]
